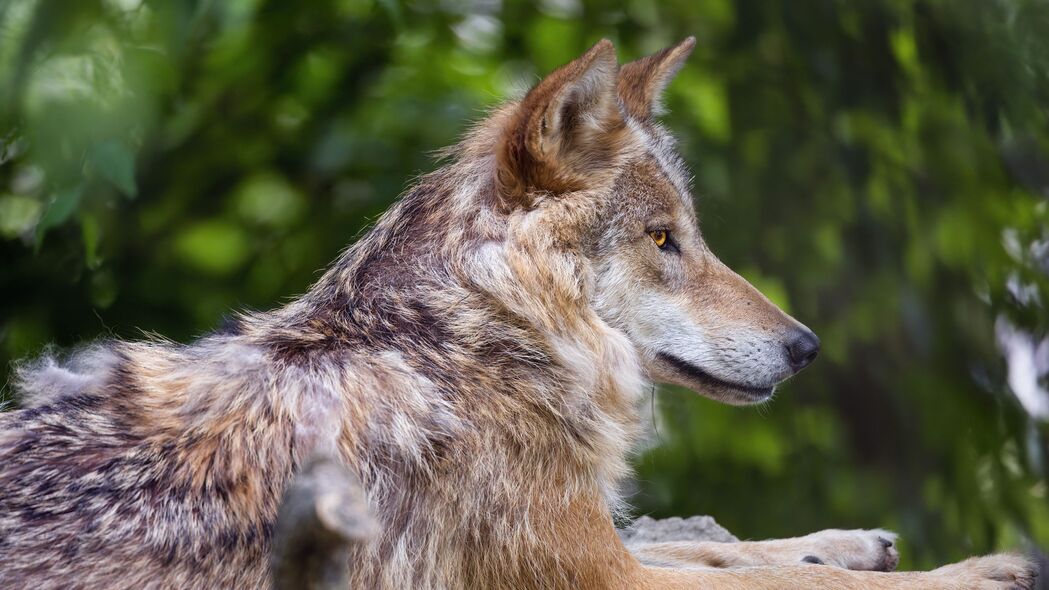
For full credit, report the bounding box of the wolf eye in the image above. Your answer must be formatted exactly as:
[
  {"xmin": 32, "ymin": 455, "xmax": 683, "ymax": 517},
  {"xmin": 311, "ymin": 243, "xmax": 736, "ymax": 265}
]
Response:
[{"xmin": 649, "ymin": 230, "xmax": 669, "ymax": 249}]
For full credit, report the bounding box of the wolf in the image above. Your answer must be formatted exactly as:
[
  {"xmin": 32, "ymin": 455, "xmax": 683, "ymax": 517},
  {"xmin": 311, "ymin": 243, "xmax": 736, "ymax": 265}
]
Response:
[{"xmin": 0, "ymin": 38, "xmax": 1036, "ymax": 589}]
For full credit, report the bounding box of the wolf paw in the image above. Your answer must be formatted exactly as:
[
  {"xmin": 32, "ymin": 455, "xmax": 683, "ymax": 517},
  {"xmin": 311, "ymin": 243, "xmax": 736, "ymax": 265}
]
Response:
[
  {"xmin": 931, "ymin": 554, "xmax": 1038, "ymax": 590},
  {"xmin": 795, "ymin": 528, "xmax": 900, "ymax": 572}
]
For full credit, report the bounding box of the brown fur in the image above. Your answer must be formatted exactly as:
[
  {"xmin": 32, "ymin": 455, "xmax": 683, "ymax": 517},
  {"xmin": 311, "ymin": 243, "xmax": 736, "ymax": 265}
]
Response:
[
  {"xmin": 497, "ymin": 40, "xmax": 634, "ymax": 207},
  {"xmin": 0, "ymin": 39, "xmax": 1036, "ymax": 590},
  {"xmin": 617, "ymin": 36, "xmax": 697, "ymax": 119}
]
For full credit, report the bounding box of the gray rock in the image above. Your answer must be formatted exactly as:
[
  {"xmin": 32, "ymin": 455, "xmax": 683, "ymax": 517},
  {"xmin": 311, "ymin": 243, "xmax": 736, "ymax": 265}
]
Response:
[{"xmin": 619, "ymin": 515, "xmax": 738, "ymax": 545}]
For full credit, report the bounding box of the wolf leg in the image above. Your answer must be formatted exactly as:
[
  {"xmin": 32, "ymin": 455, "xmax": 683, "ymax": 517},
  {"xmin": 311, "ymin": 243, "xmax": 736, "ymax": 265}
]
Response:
[
  {"xmin": 629, "ymin": 528, "xmax": 899, "ymax": 571},
  {"xmin": 520, "ymin": 496, "xmax": 1033, "ymax": 589},
  {"xmin": 634, "ymin": 554, "xmax": 1037, "ymax": 590}
]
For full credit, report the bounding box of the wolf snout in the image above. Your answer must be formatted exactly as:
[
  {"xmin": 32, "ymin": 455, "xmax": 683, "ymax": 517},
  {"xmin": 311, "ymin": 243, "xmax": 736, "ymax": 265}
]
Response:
[{"xmin": 785, "ymin": 328, "xmax": 820, "ymax": 373}]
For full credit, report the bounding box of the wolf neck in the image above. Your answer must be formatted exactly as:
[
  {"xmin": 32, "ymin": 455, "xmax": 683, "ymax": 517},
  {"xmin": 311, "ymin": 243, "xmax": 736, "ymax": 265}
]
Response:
[{"xmin": 281, "ymin": 156, "xmax": 647, "ymax": 503}]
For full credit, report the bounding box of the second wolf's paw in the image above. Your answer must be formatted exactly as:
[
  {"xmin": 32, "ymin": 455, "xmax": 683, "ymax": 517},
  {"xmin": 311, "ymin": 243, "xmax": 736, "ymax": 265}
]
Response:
[
  {"xmin": 796, "ymin": 528, "xmax": 900, "ymax": 572},
  {"xmin": 931, "ymin": 554, "xmax": 1038, "ymax": 590}
]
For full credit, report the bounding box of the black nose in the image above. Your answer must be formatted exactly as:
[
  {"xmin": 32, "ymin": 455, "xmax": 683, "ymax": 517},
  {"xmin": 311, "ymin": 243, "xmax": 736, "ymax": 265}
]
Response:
[{"xmin": 786, "ymin": 329, "xmax": 820, "ymax": 372}]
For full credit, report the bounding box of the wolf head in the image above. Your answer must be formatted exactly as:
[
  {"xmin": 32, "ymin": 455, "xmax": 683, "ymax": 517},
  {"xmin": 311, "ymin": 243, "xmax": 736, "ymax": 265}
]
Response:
[{"xmin": 494, "ymin": 38, "xmax": 819, "ymax": 405}]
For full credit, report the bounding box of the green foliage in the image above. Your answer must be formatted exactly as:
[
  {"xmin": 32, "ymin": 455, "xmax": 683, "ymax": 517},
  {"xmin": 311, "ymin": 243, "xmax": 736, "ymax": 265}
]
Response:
[{"xmin": 2, "ymin": 0, "xmax": 1048, "ymax": 568}]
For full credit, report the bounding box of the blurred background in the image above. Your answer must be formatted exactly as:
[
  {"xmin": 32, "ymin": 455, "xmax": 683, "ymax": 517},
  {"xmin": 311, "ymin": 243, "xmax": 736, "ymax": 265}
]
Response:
[{"xmin": 2, "ymin": 0, "xmax": 1048, "ymax": 573}]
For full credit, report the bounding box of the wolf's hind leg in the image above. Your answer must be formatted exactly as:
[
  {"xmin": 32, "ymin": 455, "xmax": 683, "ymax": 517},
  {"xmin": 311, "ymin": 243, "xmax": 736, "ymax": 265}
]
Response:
[{"xmin": 629, "ymin": 528, "xmax": 899, "ymax": 571}]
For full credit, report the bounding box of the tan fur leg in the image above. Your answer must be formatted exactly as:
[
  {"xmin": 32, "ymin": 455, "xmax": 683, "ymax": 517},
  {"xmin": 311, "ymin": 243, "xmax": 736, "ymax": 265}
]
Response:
[
  {"xmin": 553, "ymin": 499, "xmax": 1036, "ymax": 587},
  {"xmin": 632, "ymin": 554, "xmax": 1037, "ymax": 590},
  {"xmin": 630, "ymin": 528, "xmax": 900, "ymax": 571}
]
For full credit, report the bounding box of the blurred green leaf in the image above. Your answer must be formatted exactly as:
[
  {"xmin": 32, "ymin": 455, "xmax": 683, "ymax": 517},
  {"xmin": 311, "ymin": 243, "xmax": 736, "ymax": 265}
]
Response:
[
  {"xmin": 81, "ymin": 212, "xmax": 101, "ymax": 269},
  {"xmin": 0, "ymin": 194, "xmax": 41, "ymax": 239},
  {"xmin": 34, "ymin": 184, "xmax": 83, "ymax": 249},
  {"xmin": 233, "ymin": 172, "xmax": 305, "ymax": 228},
  {"xmin": 88, "ymin": 139, "xmax": 137, "ymax": 198},
  {"xmin": 173, "ymin": 220, "xmax": 251, "ymax": 276}
]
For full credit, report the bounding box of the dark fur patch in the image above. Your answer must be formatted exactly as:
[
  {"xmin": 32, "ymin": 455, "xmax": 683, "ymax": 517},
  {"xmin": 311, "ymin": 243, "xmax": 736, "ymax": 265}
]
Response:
[{"xmin": 213, "ymin": 314, "xmax": 246, "ymax": 337}]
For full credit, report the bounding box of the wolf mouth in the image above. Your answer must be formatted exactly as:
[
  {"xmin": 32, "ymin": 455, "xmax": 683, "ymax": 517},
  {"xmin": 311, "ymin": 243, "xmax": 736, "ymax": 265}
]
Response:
[{"xmin": 656, "ymin": 352, "xmax": 775, "ymax": 399}]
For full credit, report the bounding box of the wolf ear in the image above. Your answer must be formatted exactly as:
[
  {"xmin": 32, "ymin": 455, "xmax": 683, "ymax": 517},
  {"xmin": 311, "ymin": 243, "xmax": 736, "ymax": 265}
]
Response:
[
  {"xmin": 617, "ymin": 36, "xmax": 696, "ymax": 120},
  {"xmin": 497, "ymin": 39, "xmax": 627, "ymax": 207}
]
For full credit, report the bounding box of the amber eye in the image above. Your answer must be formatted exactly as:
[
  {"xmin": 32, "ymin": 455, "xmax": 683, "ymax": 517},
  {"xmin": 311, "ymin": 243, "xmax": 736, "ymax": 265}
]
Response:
[{"xmin": 649, "ymin": 230, "xmax": 669, "ymax": 249}]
